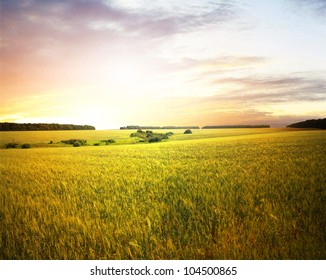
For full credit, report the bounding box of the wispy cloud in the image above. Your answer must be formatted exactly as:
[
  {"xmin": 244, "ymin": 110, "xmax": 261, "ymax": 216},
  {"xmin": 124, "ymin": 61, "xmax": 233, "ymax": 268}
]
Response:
[
  {"xmin": 290, "ymin": 0, "xmax": 326, "ymax": 17},
  {"xmin": 149, "ymin": 73, "xmax": 326, "ymax": 126},
  {"xmin": 144, "ymin": 95, "xmax": 324, "ymax": 127},
  {"xmin": 1, "ymin": 0, "xmax": 238, "ymax": 42},
  {"xmin": 0, "ymin": 0, "xmax": 240, "ymax": 86},
  {"xmin": 182, "ymin": 56, "xmax": 267, "ymax": 70},
  {"xmin": 208, "ymin": 75, "xmax": 326, "ymax": 104},
  {"xmin": 183, "ymin": 56, "xmax": 268, "ymax": 79}
]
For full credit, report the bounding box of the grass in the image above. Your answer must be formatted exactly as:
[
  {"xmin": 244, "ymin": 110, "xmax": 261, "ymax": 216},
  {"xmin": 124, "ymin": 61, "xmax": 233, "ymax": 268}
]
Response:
[
  {"xmin": 0, "ymin": 128, "xmax": 297, "ymax": 148},
  {"xmin": 0, "ymin": 129, "xmax": 325, "ymax": 259}
]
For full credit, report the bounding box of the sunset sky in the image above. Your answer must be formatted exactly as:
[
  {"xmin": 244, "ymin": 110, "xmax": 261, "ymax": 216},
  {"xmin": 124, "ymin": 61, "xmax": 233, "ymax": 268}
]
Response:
[{"xmin": 1, "ymin": 0, "xmax": 325, "ymax": 129}]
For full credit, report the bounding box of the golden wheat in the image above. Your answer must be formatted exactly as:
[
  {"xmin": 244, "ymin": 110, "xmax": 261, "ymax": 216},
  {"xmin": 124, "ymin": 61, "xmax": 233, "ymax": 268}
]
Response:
[{"xmin": 1, "ymin": 129, "xmax": 325, "ymax": 259}]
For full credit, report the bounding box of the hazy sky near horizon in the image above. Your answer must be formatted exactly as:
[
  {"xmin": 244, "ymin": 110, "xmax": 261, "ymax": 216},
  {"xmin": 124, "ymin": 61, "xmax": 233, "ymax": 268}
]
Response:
[{"xmin": 1, "ymin": 0, "xmax": 325, "ymax": 129}]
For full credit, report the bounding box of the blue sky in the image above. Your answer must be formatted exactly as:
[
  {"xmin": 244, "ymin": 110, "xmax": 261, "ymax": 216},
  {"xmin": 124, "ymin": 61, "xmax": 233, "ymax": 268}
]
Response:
[{"xmin": 1, "ymin": 0, "xmax": 325, "ymax": 128}]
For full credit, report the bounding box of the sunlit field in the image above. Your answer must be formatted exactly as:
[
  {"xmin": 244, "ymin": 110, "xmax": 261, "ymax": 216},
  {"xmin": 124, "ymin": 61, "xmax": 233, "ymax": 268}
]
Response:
[
  {"xmin": 1, "ymin": 129, "xmax": 325, "ymax": 259},
  {"xmin": 0, "ymin": 128, "xmax": 287, "ymax": 147}
]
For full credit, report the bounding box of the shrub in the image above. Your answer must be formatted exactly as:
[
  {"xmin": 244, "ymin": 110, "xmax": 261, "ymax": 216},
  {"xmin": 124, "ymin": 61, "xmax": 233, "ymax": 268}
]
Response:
[
  {"xmin": 21, "ymin": 143, "xmax": 31, "ymax": 149},
  {"xmin": 61, "ymin": 139, "xmax": 86, "ymax": 146},
  {"xmin": 148, "ymin": 137, "xmax": 160, "ymax": 143},
  {"xmin": 184, "ymin": 129, "xmax": 192, "ymax": 134},
  {"xmin": 130, "ymin": 130, "xmax": 147, "ymax": 138},
  {"xmin": 101, "ymin": 139, "xmax": 116, "ymax": 144},
  {"xmin": 49, "ymin": 141, "xmax": 53, "ymax": 144},
  {"xmin": 73, "ymin": 141, "xmax": 82, "ymax": 147},
  {"xmin": 5, "ymin": 143, "xmax": 18, "ymax": 149},
  {"xmin": 93, "ymin": 143, "xmax": 100, "ymax": 146},
  {"xmin": 130, "ymin": 130, "xmax": 173, "ymax": 142}
]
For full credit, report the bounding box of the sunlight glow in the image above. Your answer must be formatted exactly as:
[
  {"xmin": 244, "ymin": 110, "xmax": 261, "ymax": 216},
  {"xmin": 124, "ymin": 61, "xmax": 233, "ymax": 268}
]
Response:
[
  {"xmin": 112, "ymin": 62, "xmax": 145, "ymax": 85},
  {"xmin": 1, "ymin": 0, "xmax": 325, "ymax": 129}
]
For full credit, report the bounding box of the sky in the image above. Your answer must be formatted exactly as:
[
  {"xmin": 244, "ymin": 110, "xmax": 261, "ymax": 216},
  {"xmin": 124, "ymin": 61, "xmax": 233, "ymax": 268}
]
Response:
[{"xmin": 1, "ymin": 0, "xmax": 325, "ymax": 129}]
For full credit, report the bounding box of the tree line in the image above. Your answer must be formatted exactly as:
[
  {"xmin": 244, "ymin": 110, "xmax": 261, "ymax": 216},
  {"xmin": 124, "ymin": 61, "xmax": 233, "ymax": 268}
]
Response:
[
  {"xmin": 121, "ymin": 125, "xmax": 270, "ymax": 129},
  {"xmin": 120, "ymin": 125, "xmax": 200, "ymax": 129},
  {"xmin": 287, "ymin": 118, "xmax": 326, "ymax": 129},
  {"xmin": 0, "ymin": 123, "xmax": 96, "ymax": 131},
  {"xmin": 202, "ymin": 125, "xmax": 270, "ymax": 129}
]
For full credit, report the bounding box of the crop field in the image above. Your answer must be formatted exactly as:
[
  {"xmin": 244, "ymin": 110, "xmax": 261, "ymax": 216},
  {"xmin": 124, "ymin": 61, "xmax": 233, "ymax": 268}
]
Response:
[{"xmin": 0, "ymin": 129, "xmax": 325, "ymax": 259}]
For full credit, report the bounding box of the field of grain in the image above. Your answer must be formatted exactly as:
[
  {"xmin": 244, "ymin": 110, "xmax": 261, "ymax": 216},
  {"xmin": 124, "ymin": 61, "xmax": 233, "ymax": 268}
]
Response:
[{"xmin": 1, "ymin": 129, "xmax": 325, "ymax": 259}]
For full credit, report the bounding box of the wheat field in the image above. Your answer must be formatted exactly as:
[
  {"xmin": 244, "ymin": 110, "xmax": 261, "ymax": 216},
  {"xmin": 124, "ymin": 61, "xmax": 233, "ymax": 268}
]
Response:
[{"xmin": 1, "ymin": 129, "xmax": 325, "ymax": 259}]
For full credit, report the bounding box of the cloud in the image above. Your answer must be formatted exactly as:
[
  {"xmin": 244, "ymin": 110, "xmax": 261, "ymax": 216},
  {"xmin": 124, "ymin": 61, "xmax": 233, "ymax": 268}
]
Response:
[
  {"xmin": 153, "ymin": 56, "xmax": 269, "ymax": 87},
  {"xmin": 150, "ymin": 73, "xmax": 326, "ymax": 127},
  {"xmin": 207, "ymin": 75, "xmax": 326, "ymax": 105},
  {"xmin": 141, "ymin": 95, "xmax": 324, "ymax": 127},
  {"xmin": 182, "ymin": 56, "xmax": 267, "ymax": 69},
  {"xmin": 186, "ymin": 56, "xmax": 268, "ymax": 77},
  {"xmin": 0, "ymin": 0, "xmax": 240, "ymax": 87},
  {"xmin": 1, "ymin": 0, "xmax": 238, "ymax": 42},
  {"xmin": 289, "ymin": 0, "xmax": 326, "ymax": 17}
]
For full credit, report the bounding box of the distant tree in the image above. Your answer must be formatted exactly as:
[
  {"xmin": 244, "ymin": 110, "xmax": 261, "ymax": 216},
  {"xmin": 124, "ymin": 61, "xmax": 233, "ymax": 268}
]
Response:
[
  {"xmin": 148, "ymin": 137, "xmax": 160, "ymax": 143},
  {"xmin": 130, "ymin": 130, "xmax": 173, "ymax": 142},
  {"xmin": 202, "ymin": 125, "xmax": 270, "ymax": 129},
  {"xmin": 184, "ymin": 129, "xmax": 192, "ymax": 134},
  {"xmin": 0, "ymin": 122, "xmax": 95, "ymax": 131},
  {"xmin": 22, "ymin": 143, "xmax": 31, "ymax": 149},
  {"xmin": 287, "ymin": 118, "xmax": 326, "ymax": 129},
  {"xmin": 120, "ymin": 125, "xmax": 199, "ymax": 130},
  {"xmin": 73, "ymin": 141, "xmax": 82, "ymax": 147},
  {"xmin": 5, "ymin": 142, "xmax": 18, "ymax": 148},
  {"xmin": 61, "ymin": 139, "xmax": 86, "ymax": 146},
  {"xmin": 100, "ymin": 139, "xmax": 115, "ymax": 144}
]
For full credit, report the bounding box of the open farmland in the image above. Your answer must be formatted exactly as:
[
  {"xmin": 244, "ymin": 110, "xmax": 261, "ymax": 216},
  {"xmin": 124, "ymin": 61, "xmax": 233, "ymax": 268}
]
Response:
[
  {"xmin": 0, "ymin": 128, "xmax": 284, "ymax": 148},
  {"xmin": 0, "ymin": 129, "xmax": 325, "ymax": 259}
]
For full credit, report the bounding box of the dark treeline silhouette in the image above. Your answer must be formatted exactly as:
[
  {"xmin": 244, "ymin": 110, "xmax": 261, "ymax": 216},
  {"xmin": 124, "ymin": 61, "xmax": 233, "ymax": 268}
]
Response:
[
  {"xmin": 0, "ymin": 122, "xmax": 96, "ymax": 131},
  {"xmin": 287, "ymin": 118, "xmax": 326, "ymax": 129},
  {"xmin": 202, "ymin": 125, "xmax": 270, "ymax": 129},
  {"xmin": 121, "ymin": 125, "xmax": 270, "ymax": 130},
  {"xmin": 120, "ymin": 125, "xmax": 200, "ymax": 129}
]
